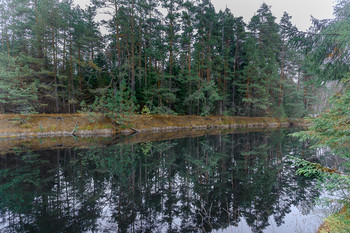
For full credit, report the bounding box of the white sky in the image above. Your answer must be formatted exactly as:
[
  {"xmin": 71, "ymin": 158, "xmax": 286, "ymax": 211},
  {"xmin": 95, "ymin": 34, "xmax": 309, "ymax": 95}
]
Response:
[
  {"xmin": 212, "ymin": 0, "xmax": 335, "ymax": 31},
  {"xmin": 73, "ymin": 0, "xmax": 336, "ymax": 32}
]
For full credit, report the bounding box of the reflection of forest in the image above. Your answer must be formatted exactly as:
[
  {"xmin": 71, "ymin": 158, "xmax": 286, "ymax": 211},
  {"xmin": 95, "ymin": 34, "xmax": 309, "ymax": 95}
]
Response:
[{"xmin": 0, "ymin": 130, "xmax": 320, "ymax": 233}]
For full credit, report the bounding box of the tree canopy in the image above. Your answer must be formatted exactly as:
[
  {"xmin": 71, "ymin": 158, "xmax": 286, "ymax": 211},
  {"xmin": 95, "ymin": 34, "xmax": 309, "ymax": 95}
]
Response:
[{"xmin": 0, "ymin": 0, "xmax": 337, "ymax": 118}]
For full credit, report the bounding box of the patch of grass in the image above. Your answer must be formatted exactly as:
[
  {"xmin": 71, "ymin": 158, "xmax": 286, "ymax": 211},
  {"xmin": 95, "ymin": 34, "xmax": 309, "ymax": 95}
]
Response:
[
  {"xmin": 319, "ymin": 207, "xmax": 350, "ymax": 233},
  {"xmin": 20, "ymin": 123, "xmax": 31, "ymax": 129},
  {"xmin": 100, "ymin": 124, "xmax": 112, "ymax": 129},
  {"xmin": 36, "ymin": 126, "xmax": 46, "ymax": 132},
  {"xmin": 222, "ymin": 118, "xmax": 230, "ymax": 125},
  {"xmin": 82, "ymin": 125, "xmax": 94, "ymax": 131}
]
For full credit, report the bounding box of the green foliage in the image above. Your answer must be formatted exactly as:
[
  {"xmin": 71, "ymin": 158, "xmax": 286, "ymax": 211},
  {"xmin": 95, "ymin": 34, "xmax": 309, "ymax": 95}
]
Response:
[
  {"xmin": 0, "ymin": 0, "xmax": 320, "ymax": 117},
  {"xmin": 289, "ymin": 1, "xmax": 350, "ymax": 229},
  {"xmin": 290, "ymin": 156, "xmax": 323, "ymax": 177},
  {"xmin": 324, "ymin": 208, "xmax": 350, "ymax": 233},
  {"xmin": 293, "ymin": 81, "xmax": 350, "ymax": 158},
  {"xmin": 141, "ymin": 105, "xmax": 151, "ymax": 115},
  {"xmin": 151, "ymin": 104, "xmax": 177, "ymax": 115},
  {"xmin": 291, "ymin": 82, "xmax": 350, "ymax": 226},
  {"xmin": 0, "ymin": 54, "xmax": 41, "ymax": 113},
  {"xmin": 82, "ymin": 82, "xmax": 137, "ymax": 124},
  {"xmin": 290, "ymin": 155, "xmax": 350, "ymax": 214},
  {"xmin": 184, "ymin": 80, "xmax": 222, "ymax": 116}
]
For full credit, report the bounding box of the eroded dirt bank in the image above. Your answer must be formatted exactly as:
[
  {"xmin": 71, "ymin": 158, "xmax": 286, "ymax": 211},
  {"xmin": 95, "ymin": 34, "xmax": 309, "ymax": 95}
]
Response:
[{"xmin": 0, "ymin": 113, "xmax": 306, "ymax": 139}]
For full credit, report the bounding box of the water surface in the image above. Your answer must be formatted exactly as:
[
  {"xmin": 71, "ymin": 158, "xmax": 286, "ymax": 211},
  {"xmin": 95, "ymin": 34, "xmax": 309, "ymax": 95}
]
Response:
[{"xmin": 0, "ymin": 129, "xmax": 330, "ymax": 232}]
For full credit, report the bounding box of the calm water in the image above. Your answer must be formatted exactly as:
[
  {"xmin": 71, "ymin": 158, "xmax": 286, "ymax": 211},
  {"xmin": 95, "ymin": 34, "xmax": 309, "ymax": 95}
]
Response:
[{"xmin": 0, "ymin": 129, "xmax": 332, "ymax": 233}]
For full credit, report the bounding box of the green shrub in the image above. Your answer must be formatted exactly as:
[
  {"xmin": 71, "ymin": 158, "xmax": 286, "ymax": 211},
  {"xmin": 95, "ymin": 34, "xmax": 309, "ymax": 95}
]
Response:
[{"xmin": 81, "ymin": 82, "xmax": 137, "ymax": 125}]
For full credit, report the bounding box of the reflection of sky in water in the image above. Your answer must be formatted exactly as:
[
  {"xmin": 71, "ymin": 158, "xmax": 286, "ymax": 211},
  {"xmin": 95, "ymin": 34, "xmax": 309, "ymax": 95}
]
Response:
[
  {"xmin": 219, "ymin": 205, "xmax": 323, "ymax": 233},
  {"xmin": 80, "ymin": 200, "xmax": 321, "ymax": 232},
  {"xmin": 90, "ymin": 196, "xmax": 326, "ymax": 233},
  {"xmin": 81, "ymin": 198, "xmax": 327, "ymax": 233},
  {"xmin": 87, "ymin": 183, "xmax": 341, "ymax": 233},
  {"xmin": 0, "ymin": 129, "xmax": 343, "ymax": 232}
]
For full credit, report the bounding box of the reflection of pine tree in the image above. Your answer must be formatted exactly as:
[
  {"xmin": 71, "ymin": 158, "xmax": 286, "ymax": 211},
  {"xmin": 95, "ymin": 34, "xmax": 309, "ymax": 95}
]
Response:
[{"xmin": 0, "ymin": 130, "xmax": 321, "ymax": 232}]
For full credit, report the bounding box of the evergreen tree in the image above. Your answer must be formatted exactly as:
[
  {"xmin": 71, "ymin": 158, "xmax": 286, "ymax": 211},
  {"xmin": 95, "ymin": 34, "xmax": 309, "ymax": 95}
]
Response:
[
  {"xmin": 243, "ymin": 3, "xmax": 282, "ymax": 116},
  {"xmin": 278, "ymin": 12, "xmax": 307, "ymax": 118},
  {"xmin": 297, "ymin": 0, "xmax": 350, "ymax": 157},
  {"xmin": 0, "ymin": 54, "xmax": 41, "ymax": 113},
  {"xmin": 0, "ymin": 0, "xmax": 320, "ymax": 117},
  {"xmin": 230, "ymin": 16, "xmax": 246, "ymax": 115},
  {"xmin": 292, "ymin": 3, "xmax": 350, "ymax": 228}
]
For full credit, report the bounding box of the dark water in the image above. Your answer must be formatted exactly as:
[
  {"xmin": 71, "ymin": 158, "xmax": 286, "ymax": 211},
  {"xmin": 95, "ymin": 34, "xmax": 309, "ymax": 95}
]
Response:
[{"xmin": 0, "ymin": 129, "xmax": 328, "ymax": 233}]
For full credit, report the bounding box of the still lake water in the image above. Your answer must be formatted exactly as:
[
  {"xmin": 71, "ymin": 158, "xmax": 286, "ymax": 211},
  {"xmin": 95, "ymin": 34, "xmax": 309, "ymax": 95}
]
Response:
[{"xmin": 0, "ymin": 129, "xmax": 336, "ymax": 233}]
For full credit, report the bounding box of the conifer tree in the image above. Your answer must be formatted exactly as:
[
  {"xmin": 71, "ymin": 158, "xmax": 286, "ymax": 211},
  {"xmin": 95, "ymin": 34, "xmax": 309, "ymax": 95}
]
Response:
[
  {"xmin": 244, "ymin": 3, "xmax": 282, "ymax": 116},
  {"xmin": 0, "ymin": 0, "xmax": 320, "ymax": 117},
  {"xmin": 179, "ymin": 0, "xmax": 196, "ymax": 114},
  {"xmin": 0, "ymin": 54, "xmax": 41, "ymax": 113},
  {"xmin": 278, "ymin": 12, "xmax": 307, "ymax": 117}
]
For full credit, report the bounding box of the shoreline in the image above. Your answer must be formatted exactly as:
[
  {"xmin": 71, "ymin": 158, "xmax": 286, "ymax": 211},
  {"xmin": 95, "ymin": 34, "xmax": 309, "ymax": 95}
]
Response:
[
  {"xmin": 0, "ymin": 113, "xmax": 307, "ymax": 139},
  {"xmin": 0, "ymin": 127, "xmax": 285, "ymax": 153},
  {"xmin": 317, "ymin": 206, "xmax": 349, "ymax": 233}
]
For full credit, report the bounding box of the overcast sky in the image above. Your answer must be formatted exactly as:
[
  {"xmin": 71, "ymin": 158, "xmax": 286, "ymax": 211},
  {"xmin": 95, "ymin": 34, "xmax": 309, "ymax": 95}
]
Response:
[
  {"xmin": 73, "ymin": 0, "xmax": 336, "ymax": 32},
  {"xmin": 212, "ymin": 0, "xmax": 335, "ymax": 31}
]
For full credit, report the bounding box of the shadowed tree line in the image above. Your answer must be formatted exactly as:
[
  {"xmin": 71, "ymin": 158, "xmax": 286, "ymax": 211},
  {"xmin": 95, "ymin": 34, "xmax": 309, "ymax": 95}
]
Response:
[{"xmin": 0, "ymin": 0, "xmax": 331, "ymax": 117}]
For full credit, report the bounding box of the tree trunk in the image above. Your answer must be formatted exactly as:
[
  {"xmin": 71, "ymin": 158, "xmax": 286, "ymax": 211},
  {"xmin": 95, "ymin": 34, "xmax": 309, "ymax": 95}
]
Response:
[
  {"xmin": 278, "ymin": 43, "xmax": 285, "ymax": 107},
  {"xmin": 206, "ymin": 30, "xmax": 211, "ymax": 82},
  {"xmin": 4, "ymin": 21, "xmax": 10, "ymax": 57},
  {"xmin": 78, "ymin": 46, "xmax": 82, "ymax": 91},
  {"xmin": 69, "ymin": 36, "xmax": 75, "ymax": 113},
  {"xmin": 131, "ymin": 0, "xmax": 135, "ymax": 96},
  {"xmin": 144, "ymin": 39, "xmax": 147, "ymax": 86},
  {"xmin": 168, "ymin": 3, "xmax": 174, "ymax": 109},
  {"xmin": 34, "ymin": 0, "xmax": 43, "ymax": 59},
  {"xmin": 114, "ymin": 0, "xmax": 122, "ymax": 89},
  {"xmin": 187, "ymin": 30, "xmax": 192, "ymax": 114},
  {"xmin": 52, "ymin": 28, "xmax": 59, "ymax": 112},
  {"xmin": 138, "ymin": 25, "xmax": 142, "ymax": 86},
  {"xmin": 63, "ymin": 31, "xmax": 66, "ymax": 72},
  {"xmin": 232, "ymin": 36, "xmax": 239, "ymax": 113}
]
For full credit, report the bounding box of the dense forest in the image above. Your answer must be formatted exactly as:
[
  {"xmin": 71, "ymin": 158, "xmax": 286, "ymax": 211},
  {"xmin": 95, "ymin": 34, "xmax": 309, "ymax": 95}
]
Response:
[
  {"xmin": 0, "ymin": 0, "xmax": 334, "ymax": 117},
  {"xmin": 0, "ymin": 0, "xmax": 347, "ymax": 119},
  {"xmin": 0, "ymin": 0, "xmax": 349, "ymax": 230}
]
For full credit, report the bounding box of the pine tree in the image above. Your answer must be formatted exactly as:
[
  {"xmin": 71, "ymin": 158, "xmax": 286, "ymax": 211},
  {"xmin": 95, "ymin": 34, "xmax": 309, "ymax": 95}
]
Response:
[
  {"xmin": 278, "ymin": 12, "xmax": 307, "ymax": 118},
  {"xmin": 160, "ymin": 0, "xmax": 181, "ymax": 110},
  {"xmin": 230, "ymin": 16, "xmax": 246, "ymax": 115},
  {"xmin": 0, "ymin": 0, "xmax": 315, "ymax": 117},
  {"xmin": 178, "ymin": 0, "xmax": 196, "ymax": 114},
  {"xmin": 0, "ymin": 54, "xmax": 41, "ymax": 113},
  {"xmin": 243, "ymin": 3, "xmax": 282, "ymax": 116}
]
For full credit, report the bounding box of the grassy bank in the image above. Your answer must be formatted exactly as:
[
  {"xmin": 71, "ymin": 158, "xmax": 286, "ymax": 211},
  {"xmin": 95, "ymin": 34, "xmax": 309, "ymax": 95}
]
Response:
[
  {"xmin": 318, "ymin": 207, "xmax": 350, "ymax": 233},
  {"xmin": 0, "ymin": 127, "xmax": 281, "ymax": 154},
  {"xmin": 0, "ymin": 113, "xmax": 306, "ymax": 138}
]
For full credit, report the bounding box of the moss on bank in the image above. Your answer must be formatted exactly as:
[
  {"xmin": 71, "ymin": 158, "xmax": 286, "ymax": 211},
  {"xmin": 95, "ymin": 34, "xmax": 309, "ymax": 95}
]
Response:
[
  {"xmin": 0, "ymin": 113, "xmax": 115, "ymax": 138},
  {"xmin": 318, "ymin": 206, "xmax": 350, "ymax": 233},
  {"xmin": 0, "ymin": 127, "xmax": 281, "ymax": 154},
  {"xmin": 0, "ymin": 113, "xmax": 306, "ymax": 138}
]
